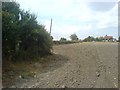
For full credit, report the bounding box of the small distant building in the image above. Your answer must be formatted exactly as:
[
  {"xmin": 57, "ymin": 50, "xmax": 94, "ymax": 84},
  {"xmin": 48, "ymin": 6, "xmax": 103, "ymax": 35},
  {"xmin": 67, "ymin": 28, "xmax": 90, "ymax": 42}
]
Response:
[{"xmin": 103, "ymin": 35, "xmax": 113, "ymax": 42}]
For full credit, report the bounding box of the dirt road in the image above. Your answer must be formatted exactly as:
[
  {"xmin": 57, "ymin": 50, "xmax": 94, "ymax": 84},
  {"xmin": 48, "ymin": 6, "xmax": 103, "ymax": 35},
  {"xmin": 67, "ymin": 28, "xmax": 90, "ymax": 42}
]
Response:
[{"xmin": 10, "ymin": 42, "xmax": 118, "ymax": 88}]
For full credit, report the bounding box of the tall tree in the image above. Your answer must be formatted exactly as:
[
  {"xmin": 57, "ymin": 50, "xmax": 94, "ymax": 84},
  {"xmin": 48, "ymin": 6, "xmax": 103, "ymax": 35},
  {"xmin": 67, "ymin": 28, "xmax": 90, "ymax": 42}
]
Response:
[
  {"xmin": 83, "ymin": 36, "xmax": 95, "ymax": 42},
  {"xmin": 2, "ymin": 2, "xmax": 21, "ymax": 57},
  {"xmin": 2, "ymin": 2, "xmax": 53, "ymax": 60},
  {"xmin": 60, "ymin": 37, "xmax": 67, "ymax": 41},
  {"xmin": 118, "ymin": 37, "xmax": 120, "ymax": 42},
  {"xmin": 70, "ymin": 34, "xmax": 79, "ymax": 41}
]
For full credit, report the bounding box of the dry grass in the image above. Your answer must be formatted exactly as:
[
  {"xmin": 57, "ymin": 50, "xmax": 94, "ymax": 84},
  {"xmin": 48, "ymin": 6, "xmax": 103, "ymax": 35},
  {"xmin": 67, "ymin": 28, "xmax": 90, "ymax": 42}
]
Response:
[
  {"xmin": 3, "ymin": 59, "xmax": 39, "ymax": 86},
  {"xmin": 2, "ymin": 53, "xmax": 69, "ymax": 87},
  {"xmin": 3, "ymin": 56, "xmax": 46, "ymax": 86}
]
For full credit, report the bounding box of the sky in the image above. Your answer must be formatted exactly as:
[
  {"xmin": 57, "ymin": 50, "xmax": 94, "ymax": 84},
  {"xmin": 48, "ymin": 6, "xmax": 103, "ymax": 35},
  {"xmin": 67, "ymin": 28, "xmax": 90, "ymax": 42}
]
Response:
[{"xmin": 16, "ymin": 0, "xmax": 118, "ymax": 40}]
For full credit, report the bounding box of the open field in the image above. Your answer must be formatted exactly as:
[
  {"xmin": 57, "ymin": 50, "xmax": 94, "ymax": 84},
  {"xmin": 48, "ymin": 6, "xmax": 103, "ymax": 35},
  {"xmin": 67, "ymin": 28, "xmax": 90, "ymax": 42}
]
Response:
[{"xmin": 3, "ymin": 42, "xmax": 118, "ymax": 88}]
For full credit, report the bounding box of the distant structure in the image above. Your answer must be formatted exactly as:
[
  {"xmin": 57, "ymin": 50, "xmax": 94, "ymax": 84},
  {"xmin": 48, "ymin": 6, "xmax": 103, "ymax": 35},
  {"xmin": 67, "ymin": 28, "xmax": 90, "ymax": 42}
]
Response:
[{"xmin": 103, "ymin": 35, "xmax": 113, "ymax": 42}]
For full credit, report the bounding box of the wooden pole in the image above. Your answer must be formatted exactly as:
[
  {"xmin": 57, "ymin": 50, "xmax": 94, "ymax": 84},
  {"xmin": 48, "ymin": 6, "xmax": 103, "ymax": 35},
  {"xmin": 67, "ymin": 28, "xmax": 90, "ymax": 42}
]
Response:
[{"xmin": 50, "ymin": 19, "xmax": 52, "ymax": 35}]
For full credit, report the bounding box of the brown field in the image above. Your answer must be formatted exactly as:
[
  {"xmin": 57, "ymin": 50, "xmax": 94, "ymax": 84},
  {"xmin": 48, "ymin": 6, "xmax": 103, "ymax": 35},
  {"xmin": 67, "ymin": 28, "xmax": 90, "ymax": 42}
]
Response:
[{"xmin": 3, "ymin": 42, "xmax": 118, "ymax": 88}]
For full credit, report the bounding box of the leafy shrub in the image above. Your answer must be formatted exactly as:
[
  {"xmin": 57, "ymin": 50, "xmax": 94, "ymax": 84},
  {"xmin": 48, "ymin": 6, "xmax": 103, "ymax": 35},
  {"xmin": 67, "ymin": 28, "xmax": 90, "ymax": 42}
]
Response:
[{"xmin": 2, "ymin": 2, "xmax": 53, "ymax": 61}]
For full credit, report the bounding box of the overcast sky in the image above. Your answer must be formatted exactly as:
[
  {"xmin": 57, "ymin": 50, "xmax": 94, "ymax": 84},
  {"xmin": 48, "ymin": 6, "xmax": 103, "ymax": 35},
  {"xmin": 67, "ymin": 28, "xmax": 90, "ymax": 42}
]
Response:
[{"xmin": 16, "ymin": 0, "xmax": 118, "ymax": 40}]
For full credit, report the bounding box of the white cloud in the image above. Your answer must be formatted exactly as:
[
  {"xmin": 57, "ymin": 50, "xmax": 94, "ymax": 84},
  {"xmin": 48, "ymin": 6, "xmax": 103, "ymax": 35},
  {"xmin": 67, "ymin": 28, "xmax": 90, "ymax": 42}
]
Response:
[
  {"xmin": 95, "ymin": 3, "xmax": 118, "ymax": 29},
  {"xmin": 17, "ymin": 0, "xmax": 118, "ymax": 40}
]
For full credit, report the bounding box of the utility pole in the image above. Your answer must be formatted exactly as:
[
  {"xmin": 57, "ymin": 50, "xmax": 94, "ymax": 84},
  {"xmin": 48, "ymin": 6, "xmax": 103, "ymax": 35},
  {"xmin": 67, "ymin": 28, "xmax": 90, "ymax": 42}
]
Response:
[{"xmin": 49, "ymin": 19, "xmax": 52, "ymax": 35}]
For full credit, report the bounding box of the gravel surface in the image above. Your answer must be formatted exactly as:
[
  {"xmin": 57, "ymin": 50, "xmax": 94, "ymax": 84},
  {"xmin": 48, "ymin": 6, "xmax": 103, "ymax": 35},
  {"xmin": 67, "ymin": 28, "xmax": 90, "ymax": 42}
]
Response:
[{"xmin": 9, "ymin": 42, "xmax": 118, "ymax": 88}]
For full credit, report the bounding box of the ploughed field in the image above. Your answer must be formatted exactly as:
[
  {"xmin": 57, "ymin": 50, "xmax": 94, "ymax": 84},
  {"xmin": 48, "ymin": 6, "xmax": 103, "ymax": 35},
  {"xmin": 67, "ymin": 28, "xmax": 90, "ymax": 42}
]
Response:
[{"xmin": 5, "ymin": 42, "xmax": 118, "ymax": 88}]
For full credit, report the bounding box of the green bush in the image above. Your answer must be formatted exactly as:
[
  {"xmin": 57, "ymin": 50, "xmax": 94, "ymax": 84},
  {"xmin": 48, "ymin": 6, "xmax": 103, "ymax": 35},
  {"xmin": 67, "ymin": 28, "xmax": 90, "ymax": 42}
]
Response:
[
  {"xmin": 2, "ymin": 2, "xmax": 53, "ymax": 61},
  {"xmin": 53, "ymin": 40, "xmax": 80, "ymax": 45}
]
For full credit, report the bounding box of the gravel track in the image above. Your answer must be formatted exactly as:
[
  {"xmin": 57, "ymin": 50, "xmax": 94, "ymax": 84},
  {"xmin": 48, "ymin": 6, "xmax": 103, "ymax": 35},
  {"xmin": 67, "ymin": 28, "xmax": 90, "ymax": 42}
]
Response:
[{"xmin": 9, "ymin": 42, "xmax": 118, "ymax": 88}]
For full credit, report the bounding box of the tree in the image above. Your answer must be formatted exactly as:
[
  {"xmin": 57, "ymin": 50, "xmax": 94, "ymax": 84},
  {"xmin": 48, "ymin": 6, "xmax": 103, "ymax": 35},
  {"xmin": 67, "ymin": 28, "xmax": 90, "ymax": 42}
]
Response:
[
  {"xmin": 2, "ymin": 2, "xmax": 53, "ymax": 61},
  {"xmin": 60, "ymin": 37, "xmax": 67, "ymax": 41},
  {"xmin": 2, "ymin": 2, "xmax": 21, "ymax": 58},
  {"xmin": 118, "ymin": 37, "xmax": 120, "ymax": 42},
  {"xmin": 70, "ymin": 34, "xmax": 79, "ymax": 41},
  {"xmin": 95, "ymin": 37, "xmax": 103, "ymax": 42},
  {"xmin": 83, "ymin": 36, "xmax": 95, "ymax": 42}
]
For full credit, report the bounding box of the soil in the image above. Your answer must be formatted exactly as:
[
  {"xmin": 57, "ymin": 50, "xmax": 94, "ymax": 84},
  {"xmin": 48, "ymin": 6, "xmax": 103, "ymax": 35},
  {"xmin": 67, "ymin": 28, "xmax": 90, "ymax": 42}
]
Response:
[{"xmin": 3, "ymin": 42, "xmax": 118, "ymax": 88}]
